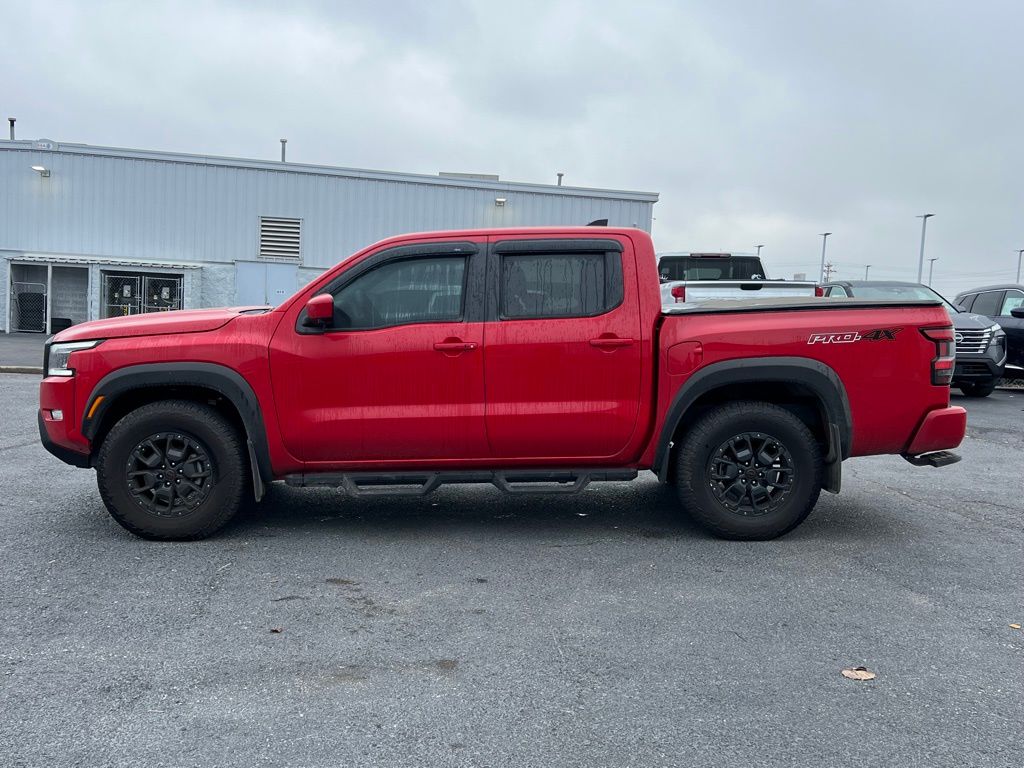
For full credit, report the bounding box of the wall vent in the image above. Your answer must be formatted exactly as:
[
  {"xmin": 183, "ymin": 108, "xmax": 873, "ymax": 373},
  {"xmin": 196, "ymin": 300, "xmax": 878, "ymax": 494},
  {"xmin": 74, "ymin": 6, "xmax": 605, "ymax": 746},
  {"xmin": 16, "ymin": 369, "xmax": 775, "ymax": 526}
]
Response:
[{"xmin": 259, "ymin": 216, "xmax": 301, "ymax": 261}]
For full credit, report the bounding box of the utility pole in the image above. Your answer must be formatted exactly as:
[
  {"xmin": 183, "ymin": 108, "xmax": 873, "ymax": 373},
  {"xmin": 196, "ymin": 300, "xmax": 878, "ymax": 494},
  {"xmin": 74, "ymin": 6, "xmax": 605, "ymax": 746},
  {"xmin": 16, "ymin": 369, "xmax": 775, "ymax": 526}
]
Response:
[
  {"xmin": 916, "ymin": 213, "xmax": 934, "ymax": 283},
  {"xmin": 823, "ymin": 261, "xmax": 836, "ymax": 282},
  {"xmin": 864, "ymin": 264, "xmax": 871, "ymax": 279},
  {"xmin": 818, "ymin": 233, "xmax": 832, "ymax": 282},
  {"xmin": 280, "ymin": 138, "xmax": 287, "ymax": 162},
  {"xmin": 1017, "ymin": 249, "xmax": 1023, "ymax": 283},
  {"xmin": 927, "ymin": 257, "xmax": 938, "ymax": 286}
]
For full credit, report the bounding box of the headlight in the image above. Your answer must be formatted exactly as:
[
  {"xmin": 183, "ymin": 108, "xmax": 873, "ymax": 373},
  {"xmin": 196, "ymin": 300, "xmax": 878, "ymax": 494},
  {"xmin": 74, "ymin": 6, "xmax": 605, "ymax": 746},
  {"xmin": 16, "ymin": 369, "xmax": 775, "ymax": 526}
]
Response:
[
  {"xmin": 46, "ymin": 340, "xmax": 103, "ymax": 377},
  {"xmin": 990, "ymin": 325, "xmax": 1006, "ymax": 354}
]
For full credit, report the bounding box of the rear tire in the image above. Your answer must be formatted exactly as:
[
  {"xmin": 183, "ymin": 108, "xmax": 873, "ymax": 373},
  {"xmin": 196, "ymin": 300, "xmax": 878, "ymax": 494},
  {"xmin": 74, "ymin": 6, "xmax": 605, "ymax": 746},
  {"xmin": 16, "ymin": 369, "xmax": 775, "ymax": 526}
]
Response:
[
  {"xmin": 96, "ymin": 400, "xmax": 248, "ymax": 540},
  {"xmin": 675, "ymin": 401, "xmax": 823, "ymax": 540},
  {"xmin": 959, "ymin": 382, "xmax": 995, "ymax": 397}
]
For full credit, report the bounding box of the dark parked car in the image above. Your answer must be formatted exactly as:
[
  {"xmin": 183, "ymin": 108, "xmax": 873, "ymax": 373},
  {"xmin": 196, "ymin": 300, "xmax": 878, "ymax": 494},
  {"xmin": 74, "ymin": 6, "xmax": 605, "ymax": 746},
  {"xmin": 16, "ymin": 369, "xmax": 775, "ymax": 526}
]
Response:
[
  {"xmin": 953, "ymin": 284, "xmax": 1024, "ymax": 376},
  {"xmin": 823, "ymin": 281, "xmax": 1007, "ymax": 397}
]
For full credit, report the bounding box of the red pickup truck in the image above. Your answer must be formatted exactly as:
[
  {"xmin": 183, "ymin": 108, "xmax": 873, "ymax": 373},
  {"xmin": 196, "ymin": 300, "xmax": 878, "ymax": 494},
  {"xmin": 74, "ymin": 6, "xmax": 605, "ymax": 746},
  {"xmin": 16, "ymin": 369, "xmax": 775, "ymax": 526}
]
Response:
[{"xmin": 39, "ymin": 227, "xmax": 966, "ymax": 541}]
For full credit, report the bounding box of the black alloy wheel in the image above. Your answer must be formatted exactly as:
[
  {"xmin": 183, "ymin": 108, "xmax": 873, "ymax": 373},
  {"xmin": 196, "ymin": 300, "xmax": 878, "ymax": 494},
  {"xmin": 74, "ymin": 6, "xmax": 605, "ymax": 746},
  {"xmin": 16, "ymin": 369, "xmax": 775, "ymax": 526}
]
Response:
[
  {"xmin": 96, "ymin": 400, "xmax": 248, "ymax": 540},
  {"xmin": 707, "ymin": 431, "xmax": 795, "ymax": 517},
  {"xmin": 675, "ymin": 401, "xmax": 823, "ymax": 540},
  {"xmin": 125, "ymin": 432, "xmax": 215, "ymax": 517}
]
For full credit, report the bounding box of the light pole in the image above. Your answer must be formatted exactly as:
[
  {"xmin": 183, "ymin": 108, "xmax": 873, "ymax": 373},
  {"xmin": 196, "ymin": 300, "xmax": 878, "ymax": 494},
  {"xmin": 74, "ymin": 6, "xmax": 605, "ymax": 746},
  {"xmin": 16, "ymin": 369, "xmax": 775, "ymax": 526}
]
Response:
[
  {"xmin": 927, "ymin": 257, "xmax": 939, "ymax": 286},
  {"xmin": 755, "ymin": 244, "xmax": 764, "ymax": 258},
  {"xmin": 1017, "ymin": 249, "xmax": 1023, "ymax": 283},
  {"xmin": 818, "ymin": 233, "xmax": 832, "ymax": 282},
  {"xmin": 864, "ymin": 264, "xmax": 871, "ymax": 280},
  {"xmin": 916, "ymin": 213, "xmax": 934, "ymax": 283}
]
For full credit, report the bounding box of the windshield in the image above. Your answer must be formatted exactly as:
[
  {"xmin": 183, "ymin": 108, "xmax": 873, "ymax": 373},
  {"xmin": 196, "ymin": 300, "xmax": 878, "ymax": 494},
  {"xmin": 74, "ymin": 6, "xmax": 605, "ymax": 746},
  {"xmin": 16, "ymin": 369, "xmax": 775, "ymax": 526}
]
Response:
[
  {"xmin": 658, "ymin": 256, "xmax": 764, "ymax": 281},
  {"xmin": 852, "ymin": 284, "xmax": 959, "ymax": 312}
]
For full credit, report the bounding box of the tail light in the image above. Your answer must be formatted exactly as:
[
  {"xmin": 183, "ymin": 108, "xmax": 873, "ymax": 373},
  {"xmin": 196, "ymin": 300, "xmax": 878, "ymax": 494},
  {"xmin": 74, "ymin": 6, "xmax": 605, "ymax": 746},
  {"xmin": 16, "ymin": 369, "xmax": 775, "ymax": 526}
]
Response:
[
  {"xmin": 671, "ymin": 285, "xmax": 686, "ymax": 303},
  {"xmin": 814, "ymin": 286, "xmax": 825, "ymax": 297},
  {"xmin": 921, "ymin": 327, "xmax": 955, "ymax": 385}
]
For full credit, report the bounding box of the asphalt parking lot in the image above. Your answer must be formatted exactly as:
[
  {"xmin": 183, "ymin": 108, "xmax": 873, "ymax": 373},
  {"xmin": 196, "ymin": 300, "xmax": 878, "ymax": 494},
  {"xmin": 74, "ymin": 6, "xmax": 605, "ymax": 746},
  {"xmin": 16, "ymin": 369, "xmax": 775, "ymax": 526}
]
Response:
[{"xmin": 1, "ymin": 373, "xmax": 1021, "ymax": 768}]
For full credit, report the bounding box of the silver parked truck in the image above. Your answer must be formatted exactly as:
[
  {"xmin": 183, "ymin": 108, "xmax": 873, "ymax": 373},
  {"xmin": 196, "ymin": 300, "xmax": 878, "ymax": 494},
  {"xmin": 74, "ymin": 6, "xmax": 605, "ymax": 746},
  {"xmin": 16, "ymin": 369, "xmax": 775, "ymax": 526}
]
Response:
[{"xmin": 658, "ymin": 252, "xmax": 819, "ymax": 306}]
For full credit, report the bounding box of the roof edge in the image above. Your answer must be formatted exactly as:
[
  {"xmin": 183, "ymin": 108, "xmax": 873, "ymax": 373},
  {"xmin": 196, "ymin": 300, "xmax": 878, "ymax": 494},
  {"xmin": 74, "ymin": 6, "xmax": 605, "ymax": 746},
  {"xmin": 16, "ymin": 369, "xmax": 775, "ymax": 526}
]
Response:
[{"xmin": 0, "ymin": 139, "xmax": 660, "ymax": 202}]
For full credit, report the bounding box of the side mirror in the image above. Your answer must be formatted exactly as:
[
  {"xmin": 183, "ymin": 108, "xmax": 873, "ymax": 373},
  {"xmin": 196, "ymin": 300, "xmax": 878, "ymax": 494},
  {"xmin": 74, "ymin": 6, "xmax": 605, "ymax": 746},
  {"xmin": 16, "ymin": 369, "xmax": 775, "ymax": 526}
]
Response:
[
  {"xmin": 303, "ymin": 294, "xmax": 334, "ymax": 328},
  {"xmin": 1011, "ymin": 307, "xmax": 1024, "ymax": 319}
]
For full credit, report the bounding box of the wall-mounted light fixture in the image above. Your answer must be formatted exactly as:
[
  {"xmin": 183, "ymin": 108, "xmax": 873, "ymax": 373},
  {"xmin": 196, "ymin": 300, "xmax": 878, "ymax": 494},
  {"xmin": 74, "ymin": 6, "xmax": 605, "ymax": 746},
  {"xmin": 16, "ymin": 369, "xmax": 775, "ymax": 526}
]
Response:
[
  {"xmin": 494, "ymin": 197, "xmax": 507, "ymax": 207},
  {"xmin": 31, "ymin": 165, "xmax": 51, "ymax": 178}
]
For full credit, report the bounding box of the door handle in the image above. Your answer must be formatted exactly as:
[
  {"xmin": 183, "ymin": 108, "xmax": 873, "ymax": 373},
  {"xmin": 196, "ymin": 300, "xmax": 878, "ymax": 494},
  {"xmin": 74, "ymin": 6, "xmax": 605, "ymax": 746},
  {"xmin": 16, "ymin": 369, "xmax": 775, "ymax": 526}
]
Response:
[
  {"xmin": 434, "ymin": 340, "xmax": 477, "ymax": 352},
  {"xmin": 589, "ymin": 337, "xmax": 634, "ymax": 348}
]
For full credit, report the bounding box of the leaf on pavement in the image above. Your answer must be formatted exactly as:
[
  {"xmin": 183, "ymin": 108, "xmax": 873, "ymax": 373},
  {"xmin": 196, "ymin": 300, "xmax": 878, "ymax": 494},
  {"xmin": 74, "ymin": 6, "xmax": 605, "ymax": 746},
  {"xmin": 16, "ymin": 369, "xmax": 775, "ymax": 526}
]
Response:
[
  {"xmin": 841, "ymin": 666, "xmax": 876, "ymax": 681},
  {"xmin": 1010, "ymin": 623, "xmax": 1021, "ymax": 630},
  {"xmin": 269, "ymin": 627, "xmax": 283, "ymax": 634}
]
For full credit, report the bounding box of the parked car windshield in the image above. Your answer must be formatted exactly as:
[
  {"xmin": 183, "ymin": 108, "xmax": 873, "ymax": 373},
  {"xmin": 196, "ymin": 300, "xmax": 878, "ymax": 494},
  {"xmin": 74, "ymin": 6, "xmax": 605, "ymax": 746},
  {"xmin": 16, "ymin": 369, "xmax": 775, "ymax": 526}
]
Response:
[
  {"xmin": 658, "ymin": 256, "xmax": 764, "ymax": 281},
  {"xmin": 852, "ymin": 284, "xmax": 960, "ymax": 313}
]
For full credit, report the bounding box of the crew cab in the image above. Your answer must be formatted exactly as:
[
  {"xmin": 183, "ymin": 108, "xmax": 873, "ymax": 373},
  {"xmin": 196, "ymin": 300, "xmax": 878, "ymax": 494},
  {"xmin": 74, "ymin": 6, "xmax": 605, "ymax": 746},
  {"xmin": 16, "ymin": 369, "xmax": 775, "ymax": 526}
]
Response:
[
  {"xmin": 39, "ymin": 228, "xmax": 966, "ymax": 541},
  {"xmin": 657, "ymin": 251, "xmax": 819, "ymax": 306}
]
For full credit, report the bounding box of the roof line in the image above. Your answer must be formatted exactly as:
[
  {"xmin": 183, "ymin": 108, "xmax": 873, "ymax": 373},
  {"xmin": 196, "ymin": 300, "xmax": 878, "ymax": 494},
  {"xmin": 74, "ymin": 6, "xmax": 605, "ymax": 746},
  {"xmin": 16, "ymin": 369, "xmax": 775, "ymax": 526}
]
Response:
[
  {"xmin": 3, "ymin": 250, "xmax": 204, "ymax": 268},
  {"xmin": 0, "ymin": 139, "xmax": 659, "ymax": 202}
]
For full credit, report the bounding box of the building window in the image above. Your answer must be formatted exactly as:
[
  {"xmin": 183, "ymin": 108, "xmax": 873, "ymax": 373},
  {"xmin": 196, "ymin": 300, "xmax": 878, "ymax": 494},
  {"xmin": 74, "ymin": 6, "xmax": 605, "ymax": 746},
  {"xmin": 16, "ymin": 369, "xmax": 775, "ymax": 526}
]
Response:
[{"xmin": 259, "ymin": 216, "xmax": 302, "ymax": 261}]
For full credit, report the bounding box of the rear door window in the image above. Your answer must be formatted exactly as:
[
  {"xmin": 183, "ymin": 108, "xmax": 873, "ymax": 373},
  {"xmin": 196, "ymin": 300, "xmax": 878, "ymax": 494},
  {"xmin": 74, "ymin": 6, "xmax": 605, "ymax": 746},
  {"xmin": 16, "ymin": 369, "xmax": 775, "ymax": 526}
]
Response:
[
  {"xmin": 500, "ymin": 252, "xmax": 622, "ymax": 319},
  {"xmin": 999, "ymin": 289, "xmax": 1024, "ymax": 316}
]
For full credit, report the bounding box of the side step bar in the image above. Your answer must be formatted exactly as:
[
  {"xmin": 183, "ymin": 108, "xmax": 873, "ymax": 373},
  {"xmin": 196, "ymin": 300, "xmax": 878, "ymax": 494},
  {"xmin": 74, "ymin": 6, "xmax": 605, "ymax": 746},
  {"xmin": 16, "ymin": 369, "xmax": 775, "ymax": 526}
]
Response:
[
  {"xmin": 283, "ymin": 469, "xmax": 638, "ymax": 497},
  {"xmin": 902, "ymin": 450, "xmax": 961, "ymax": 468}
]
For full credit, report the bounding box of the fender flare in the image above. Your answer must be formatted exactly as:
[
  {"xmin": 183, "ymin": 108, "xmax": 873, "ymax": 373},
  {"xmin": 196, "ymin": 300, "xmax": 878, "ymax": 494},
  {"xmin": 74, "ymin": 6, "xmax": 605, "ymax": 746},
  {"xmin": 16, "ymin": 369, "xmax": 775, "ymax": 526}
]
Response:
[
  {"xmin": 653, "ymin": 356, "xmax": 852, "ymax": 482},
  {"xmin": 82, "ymin": 362, "xmax": 272, "ymax": 489}
]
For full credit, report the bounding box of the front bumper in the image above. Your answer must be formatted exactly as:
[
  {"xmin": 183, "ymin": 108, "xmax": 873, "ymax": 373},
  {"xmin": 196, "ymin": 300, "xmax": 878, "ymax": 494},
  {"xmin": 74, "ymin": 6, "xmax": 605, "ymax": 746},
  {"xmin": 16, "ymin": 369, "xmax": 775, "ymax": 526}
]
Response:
[
  {"xmin": 38, "ymin": 411, "xmax": 91, "ymax": 468},
  {"xmin": 904, "ymin": 406, "xmax": 967, "ymax": 457},
  {"xmin": 952, "ymin": 353, "xmax": 1005, "ymax": 385},
  {"xmin": 38, "ymin": 375, "xmax": 92, "ymax": 468}
]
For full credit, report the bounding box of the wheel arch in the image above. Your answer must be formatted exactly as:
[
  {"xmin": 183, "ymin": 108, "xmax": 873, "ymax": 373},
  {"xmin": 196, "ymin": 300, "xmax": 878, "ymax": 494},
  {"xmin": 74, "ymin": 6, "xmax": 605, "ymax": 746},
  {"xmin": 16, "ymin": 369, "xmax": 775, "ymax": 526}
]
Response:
[
  {"xmin": 655, "ymin": 357, "xmax": 851, "ymax": 488},
  {"xmin": 83, "ymin": 363, "xmax": 272, "ymax": 491}
]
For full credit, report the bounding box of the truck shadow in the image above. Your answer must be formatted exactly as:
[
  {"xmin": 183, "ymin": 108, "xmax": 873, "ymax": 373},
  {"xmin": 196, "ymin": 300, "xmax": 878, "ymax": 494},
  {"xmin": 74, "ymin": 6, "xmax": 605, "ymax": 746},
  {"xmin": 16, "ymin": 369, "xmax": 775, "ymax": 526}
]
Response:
[
  {"xmin": 237, "ymin": 478, "xmax": 703, "ymax": 540},
  {"xmin": 230, "ymin": 477, "xmax": 901, "ymax": 543}
]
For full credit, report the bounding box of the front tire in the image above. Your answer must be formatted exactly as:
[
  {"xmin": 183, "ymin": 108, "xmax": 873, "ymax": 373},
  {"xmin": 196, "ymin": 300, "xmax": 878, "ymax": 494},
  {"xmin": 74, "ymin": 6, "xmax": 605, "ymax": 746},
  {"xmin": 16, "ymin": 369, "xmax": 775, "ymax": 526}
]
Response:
[
  {"xmin": 96, "ymin": 400, "xmax": 247, "ymax": 540},
  {"xmin": 959, "ymin": 382, "xmax": 995, "ymax": 397},
  {"xmin": 675, "ymin": 401, "xmax": 823, "ymax": 540}
]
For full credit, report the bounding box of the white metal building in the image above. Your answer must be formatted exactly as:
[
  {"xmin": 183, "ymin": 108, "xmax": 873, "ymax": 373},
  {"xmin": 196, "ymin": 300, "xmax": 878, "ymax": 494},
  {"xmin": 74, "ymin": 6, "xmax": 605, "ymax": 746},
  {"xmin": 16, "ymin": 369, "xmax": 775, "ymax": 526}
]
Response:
[{"xmin": 0, "ymin": 138, "xmax": 658, "ymax": 333}]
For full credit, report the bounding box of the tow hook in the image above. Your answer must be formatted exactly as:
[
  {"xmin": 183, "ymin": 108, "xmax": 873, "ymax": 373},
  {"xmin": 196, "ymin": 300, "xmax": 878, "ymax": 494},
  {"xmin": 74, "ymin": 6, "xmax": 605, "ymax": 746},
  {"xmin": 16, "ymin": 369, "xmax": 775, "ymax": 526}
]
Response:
[{"xmin": 902, "ymin": 450, "xmax": 961, "ymax": 468}]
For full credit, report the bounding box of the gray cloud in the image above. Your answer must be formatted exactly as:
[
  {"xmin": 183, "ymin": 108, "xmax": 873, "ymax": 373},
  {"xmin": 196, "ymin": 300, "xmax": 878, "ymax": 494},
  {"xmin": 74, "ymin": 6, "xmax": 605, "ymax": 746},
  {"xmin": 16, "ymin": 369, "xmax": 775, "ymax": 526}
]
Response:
[{"xmin": 3, "ymin": 0, "xmax": 1022, "ymax": 295}]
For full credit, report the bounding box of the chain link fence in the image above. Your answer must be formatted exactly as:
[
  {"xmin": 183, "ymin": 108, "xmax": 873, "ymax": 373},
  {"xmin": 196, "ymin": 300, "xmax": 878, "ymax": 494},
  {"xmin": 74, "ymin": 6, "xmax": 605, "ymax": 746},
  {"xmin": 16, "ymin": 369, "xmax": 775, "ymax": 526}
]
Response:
[
  {"xmin": 102, "ymin": 274, "xmax": 142, "ymax": 317},
  {"xmin": 102, "ymin": 273, "xmax": 183, "ymax": 317},
  {"xmin": 11, "ymin": 282, "xmax": 47, "ymax": 332}
]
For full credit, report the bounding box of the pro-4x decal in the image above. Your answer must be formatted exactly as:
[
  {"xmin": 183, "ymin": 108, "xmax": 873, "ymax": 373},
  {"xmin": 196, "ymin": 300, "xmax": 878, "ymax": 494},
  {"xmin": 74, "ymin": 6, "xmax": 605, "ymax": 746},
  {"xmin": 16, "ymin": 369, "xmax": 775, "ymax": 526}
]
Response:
[
  {"xmin": 861, "ymin": 328, "xmax": 902, "ymax": 341},
  {"xmin": 808, "ymin": 328, "xmax": 902, "ymax": 344}
]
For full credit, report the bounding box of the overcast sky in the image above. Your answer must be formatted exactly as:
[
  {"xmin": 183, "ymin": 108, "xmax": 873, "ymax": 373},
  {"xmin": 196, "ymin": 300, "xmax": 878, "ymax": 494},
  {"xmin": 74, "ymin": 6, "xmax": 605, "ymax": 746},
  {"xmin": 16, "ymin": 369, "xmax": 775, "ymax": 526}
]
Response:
[{"xmin": 4, "ymin": 0, "xmax": 1022, "ymax": 296}]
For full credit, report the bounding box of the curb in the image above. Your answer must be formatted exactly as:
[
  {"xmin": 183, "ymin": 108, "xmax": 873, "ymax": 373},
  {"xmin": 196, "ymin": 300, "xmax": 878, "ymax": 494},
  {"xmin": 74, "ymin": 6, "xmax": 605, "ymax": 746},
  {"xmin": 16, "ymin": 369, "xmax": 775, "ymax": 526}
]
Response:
[{"xmin": 0, "ymin": 366, "xmax": 42, "ymax": 375}]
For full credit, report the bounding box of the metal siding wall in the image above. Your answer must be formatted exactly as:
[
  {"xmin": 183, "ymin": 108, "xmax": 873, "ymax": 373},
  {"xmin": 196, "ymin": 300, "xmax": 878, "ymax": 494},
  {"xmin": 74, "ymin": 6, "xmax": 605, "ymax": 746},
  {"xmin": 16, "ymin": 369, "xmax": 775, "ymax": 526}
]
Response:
[
  {"xmin": 1, "ymin": 146, "xmax": 655, "ymax": 276},
  {"xmin": 0, "ymin": 259, "xmax": 8, "ymax": 331}
]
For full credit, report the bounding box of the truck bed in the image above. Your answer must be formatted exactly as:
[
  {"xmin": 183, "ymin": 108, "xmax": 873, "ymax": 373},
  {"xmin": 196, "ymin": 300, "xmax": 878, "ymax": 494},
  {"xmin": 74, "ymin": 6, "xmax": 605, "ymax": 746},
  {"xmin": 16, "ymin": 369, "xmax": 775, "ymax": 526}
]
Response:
[{"xmin": 662, "ymin": 297, "xmax": 944, "ymax": 314}]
